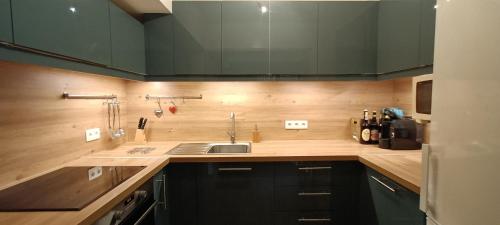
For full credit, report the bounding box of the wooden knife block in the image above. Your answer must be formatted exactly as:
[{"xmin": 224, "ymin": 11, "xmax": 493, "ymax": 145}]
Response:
[{"xmin": 134, "ymin": 129, "xmax": 147, "ymax": 144}]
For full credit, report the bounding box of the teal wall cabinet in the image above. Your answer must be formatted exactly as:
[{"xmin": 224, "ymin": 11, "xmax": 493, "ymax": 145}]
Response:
[
  {"xmin": 11, "ymin": 0, "xmax": 112, "ymax": 65},
  {"xmin": 270, "ymin": 2, "xmax": 318, "ymax": 75},
  {"xmin": 173, "ymin": 1, "xmax": 222, "ymax": 75},
  {"xmin": 145, "ymin": 15, "xmax": 174, "ymax": 76},
  {"xmin": 419, "ymin": 0, "xmax": 436, "ymax": 66},
  {"xmin": 221, "ymin": 1, "xmax": 270, "ymax": 75},
  {"xmin": 109, "ymin": 2, "xmax": 146, "ymax": 74},
  {"xmin": 0, "ymin": 0, "xmax": 12, "ymax": 43},
  {"xmin": 318, "ymin": 2, "xmax": 378, "ymax": 75},
  {"xmin": 377, "ymin": 0, "xmax": 422, "ymax": 73}
]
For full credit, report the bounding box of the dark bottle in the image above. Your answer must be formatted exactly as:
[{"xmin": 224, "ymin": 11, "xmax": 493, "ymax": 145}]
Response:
[
  {"xmin": 360, "ymin": 109, "xmax": 371, "ymax": 144},
  {"xmin": 379, "ymin": 114, "xmax": 392, "ymax": 149},
  {"xmin": 369, "ymin": 111, "xmax": 380, "ymax": 144}
]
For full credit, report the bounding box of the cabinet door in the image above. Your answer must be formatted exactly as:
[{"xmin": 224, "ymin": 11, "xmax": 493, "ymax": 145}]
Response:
[
  {"xmin": 0, "ymin": 0, "xmax": 12, "ymax": 43},
  {"xmin": 419, "ymin": 0, "xmax": 436, "ymax": 66},
  {"xmin": 167, "ymin": 164, "xmax": 198, "ymax": 225},
  {"xmin": 367, "ymin": 168, "xmax": 425, "ymax": 225},
  {"xmin": 377, "ymin": 0, "xmax": 421, "ymax": 73},
  {"xmin": 198, "ymin": 163, "xmax": 273, "ymax": 225},
  {"xmin": 145, "ymin": 14, "xmax": 174, "ymax": 76},
  {"xmin": 221, "ymin": 1, "xmax": 269, "ymax": 75},
  {"xmin": 318, "ymin": 2, "xmax": 378, "ymax": 75},
  {"xmin": 109, "ymin": 3, "xmax": 145, "ymax": 74},
  {"xmin": 11, "ymin": 0, "xmax": 111, "ymax": 65},
  {"xmin": 173, "ymin": 1, "xmax": 221, "ymax": 75},
  {"xmin": 270, "ymin": 2, "xmax": 317, "ymax": 75}
]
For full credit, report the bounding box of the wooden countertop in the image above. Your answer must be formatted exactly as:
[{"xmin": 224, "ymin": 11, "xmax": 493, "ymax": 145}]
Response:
[{"xmin": 0, "ymin": 140, "xmax": 422, "ymax": 225}]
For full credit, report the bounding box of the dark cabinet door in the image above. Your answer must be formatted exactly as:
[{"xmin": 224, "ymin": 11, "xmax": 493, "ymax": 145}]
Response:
[
  {"xmin": 109, "ymin": 3, "xmax": 145, "ymax": 74},
  {"xmin": 419, "ymin": 0, "xmax": 436, "ymax": 66},
  {"xmin": 318, "ymin": 2, "xmax": 378, "ymax": 75},
  {"xmin": 377, "ymin": 0, "xmax": 421, "ymax": 73},
  {"xmin": 0, "ymin": 0, "xmax": 12, "ymax": 43},
  {"xmin": 270, "ymin": 2, "xmax": 317, "ymax": 75},
  {"xmin": 167, "ymin": 164, "xmax": 198, "ymax": 225},
  {"xmin": 367, "ymin": 168, "xmax": 425, "ymax": 225},
  {"xmin": 173, "ymin": 1, "xmax": 222, "ymax": 75},
  {"xmin": 144, "ymin": 14, "xmax": 174, "ymax": 76},
  {"xmin": 221, "ymin": 1, "xmax": 270, "ymax": 75},
  {"xmin": 198, "ymin": 163, "xmax": 274, "ymax": 225},
  {"xmin": 11, "ymin": 0, "xmax": 111, "ymax": 65}
]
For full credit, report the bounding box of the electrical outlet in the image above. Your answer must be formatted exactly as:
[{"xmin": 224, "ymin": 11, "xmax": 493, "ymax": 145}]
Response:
[
  {"xmin": 285, "ymin": 120, "xmax": 309, "ymax": 130},
  {"xmin": 88, "ymin": 166, "xmax": 102, "ymax": 181},
  {"xmin": 86, "ymin": 128, "xmax": 101, "ymax": 142}
]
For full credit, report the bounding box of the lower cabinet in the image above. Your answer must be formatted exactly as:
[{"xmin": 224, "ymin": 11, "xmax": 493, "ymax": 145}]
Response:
[
  {"xmin": 363, "ymin": 168, "xmax": 426, "ymax": 225},
  {"xmin": 163, "ymin": 162, "xmax": 424, "ymax": 225},
  {"xmin": 198, "ymin": 163, "xmax": 274, "ymax": 225}
]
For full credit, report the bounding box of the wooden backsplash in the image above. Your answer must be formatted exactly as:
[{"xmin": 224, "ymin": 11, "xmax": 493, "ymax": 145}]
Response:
[
  {"xmin": 126, "ymin": 79, "xmax": 412, "ymax": 142},
  {"xmin": 0, "ymin": 61, "xmax": 128, "ymax": 188}
]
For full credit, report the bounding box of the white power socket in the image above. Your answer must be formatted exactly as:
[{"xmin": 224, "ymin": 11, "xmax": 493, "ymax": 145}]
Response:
[
  {"xmin": 88, "ymin": 166, "xmax": 103, "ymax": 181},
  {"xmin": 86, "ymin": 128, "xmax": 101, "ymax": 142},
  {"xmin": 285, "ymin": 120, "xmax": 309, "ymax": 130}
]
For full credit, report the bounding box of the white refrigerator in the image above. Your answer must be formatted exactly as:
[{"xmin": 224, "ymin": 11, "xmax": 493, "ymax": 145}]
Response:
[{"xmin": 419, "ymin": 0, "xmax": 500, "ymax": 225}]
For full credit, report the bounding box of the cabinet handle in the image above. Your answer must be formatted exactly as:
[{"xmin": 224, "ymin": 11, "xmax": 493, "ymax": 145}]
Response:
[
  {"xmin": 298, "ymin": 166, "xmax": 332, "ymax": 171},
  {"xmin": 298, "ymin": 192, "xmax": 331, "ymax": 196},
  {"xmin": 155, "ymin": 174, "xmax": 167, "ymax": 209},
  {"xmin": 298, "ymin": 218, "xmax": 331, "ymax": 222},
  {"xmin": 370, "ymin": 176, "xmax": 396, "ymax": 193},
  {"xmin": 218, "ymin": 167, "xmax": 253, "ymax": 171}
]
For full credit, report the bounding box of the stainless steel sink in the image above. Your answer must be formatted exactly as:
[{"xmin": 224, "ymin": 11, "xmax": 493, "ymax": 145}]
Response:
[
  {"xmin": 167, "ymin": 142, "xmax": 251, "ymax": 155},
  {"xmin": 207, "ymin": 143, "xmax": 251, "ymax": 154}
]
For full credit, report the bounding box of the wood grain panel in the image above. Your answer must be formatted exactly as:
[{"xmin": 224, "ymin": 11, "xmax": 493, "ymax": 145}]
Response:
[
  {"xmin": 393, "ymin": 77, "xmax": 413, "ymax": 115},
  {"xmin": 126, "ymin": 80, "xmax": 412, "ymax": 141},
  {"xmin": 0, "ymin": 61, "xmax": 128, "ymax": 188}
]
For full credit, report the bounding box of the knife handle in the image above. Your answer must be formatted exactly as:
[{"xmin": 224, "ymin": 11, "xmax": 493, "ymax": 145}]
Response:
[
  {"xmin": 138, "ymin": 117, "xmax": 144, "ymax": 129},
  {"xmin": 142, "ymin": 119, "xmax": 148, "ymax": 129}
]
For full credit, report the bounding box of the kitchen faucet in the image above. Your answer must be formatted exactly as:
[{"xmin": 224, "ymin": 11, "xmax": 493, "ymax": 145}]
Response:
[{"xmin": 227, "ymin": 112, "xmax": 236, "ymax": 144}]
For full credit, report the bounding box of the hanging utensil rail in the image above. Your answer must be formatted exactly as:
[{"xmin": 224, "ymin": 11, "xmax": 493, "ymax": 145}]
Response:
[
  {"xmin": 62, "ymin": 92, "xmax": 117, "ymax": 100},
  {"xmin": 145, "ymin": 94, "xmax": 203, "ymax": 100}
]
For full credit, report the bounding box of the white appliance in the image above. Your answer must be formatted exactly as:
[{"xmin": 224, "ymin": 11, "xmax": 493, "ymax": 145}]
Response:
[{"xmin": 419, "ymin": 1, "xmax": 500, "ymax": 225}]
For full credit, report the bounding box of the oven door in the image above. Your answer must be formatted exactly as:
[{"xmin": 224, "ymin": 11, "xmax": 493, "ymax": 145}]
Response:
[{"xmin": 119, "ymin": 198, "xmax": 157, "ymax": 225}]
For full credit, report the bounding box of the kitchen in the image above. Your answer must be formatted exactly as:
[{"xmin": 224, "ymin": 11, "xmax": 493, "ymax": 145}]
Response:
[{"xmin": 0, "ymin": 0, "xmax": 498, "ymax": 225}]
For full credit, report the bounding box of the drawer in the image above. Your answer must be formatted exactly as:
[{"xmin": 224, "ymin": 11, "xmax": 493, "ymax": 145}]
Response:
[
  {"xmin": 275, "ymin": 162, "xmax": 333, "ymax": 187},
  {"xmin": 274, "ymin": 212, "xmax": 333, "ymax": 225},
  {"xmin": 274, "ymin": 186, "xmax": 332, "ymax": 211},
  {"xmin": 275, "ymin": 161, "xmax": 360, "ymax": 187}
]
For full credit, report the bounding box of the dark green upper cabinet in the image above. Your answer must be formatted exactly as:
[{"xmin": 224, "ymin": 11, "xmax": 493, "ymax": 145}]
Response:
[
  {"xmin": 11, "ymin": 0, "xmax": 112, "ymax": 65},
  {"xmin": 221, "ymin": 1, "xmax": 269, "ymax": 75},
  {"xmin": 109, "ymin": 3, "xmax": 146, "ymax": 74},
  {"xmin": 419, "ymin": 0, "xmax": 436, "ymax": 66},
  {"xmin": 377, "ymin": 0, "xmax": 422, "ymax": 73},
  {"xmin": 173, "ymin": 1, "xmax": 222, "ymax": 75},
  {"xmin": 318, "ymin": 2, "xmax": 378, "ymax": 75},
  {"xmin": 0, "ymin": 0, "xmax": 13, "ymax": 43},
  {"xmin": 145, "ymin": 14, "xmax": 174, "ymax": 76},
  {"xmin": 270, "ymin": 2, "xmax": 318, "ymax": 75}
]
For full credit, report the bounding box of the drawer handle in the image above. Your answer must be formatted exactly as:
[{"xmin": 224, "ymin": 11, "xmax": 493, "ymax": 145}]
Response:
[
  {"xmin": 298, "ymin": 192, "xmax": 331, "ymax": 196},
  {"xmin": 370, "ymin": 176, "xmax": 397, "ymax": 193},
  {"xmin": 298, "ymin": 166, "xmax": 332, "ymax": 171},
  {"xmin": 218, "ymin": 167, "xmax": 253, "ymax": 171},
  {"xmin": 298, "ymin": 218, "xmax": 331, "ymax": 222}
]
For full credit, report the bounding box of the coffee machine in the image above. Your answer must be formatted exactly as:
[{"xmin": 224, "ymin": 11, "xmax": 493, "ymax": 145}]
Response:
[{"xmin": 379, "ymin": 117, "xmax": 423, "ymax": 150}]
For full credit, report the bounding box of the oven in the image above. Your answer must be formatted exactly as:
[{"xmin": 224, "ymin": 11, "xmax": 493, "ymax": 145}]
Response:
[{"xmin": 93, "ymin": 176, "xmax": 163, "ymax": 225}]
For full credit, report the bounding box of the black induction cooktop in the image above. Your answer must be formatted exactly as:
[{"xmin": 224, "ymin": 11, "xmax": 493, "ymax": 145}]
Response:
[{"xmin": 0, "ymin": 166, "xmax": 144, "ymax": 211}]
